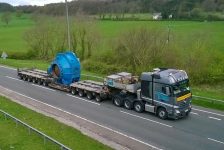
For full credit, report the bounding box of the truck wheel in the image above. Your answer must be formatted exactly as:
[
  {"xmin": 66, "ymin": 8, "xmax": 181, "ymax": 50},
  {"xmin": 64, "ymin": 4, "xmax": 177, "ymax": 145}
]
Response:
[
  {"xmin": 113, "ymin": 96, "xmax": 123, "ymax": 107},
  {"xmin": 157, "ymin": 108, "xmax": 168, "ymax": 120},
  {"xmin": 124, "ymin": 99, "xmax": 133, "ymax": 110},
  {"xmin": 71, "ymin": 88, "xmax": 77, "ymax": 95},
  {"xmin": 87, "ymin": 92, "xmax": 93, "ymax": 100},
  {"xmin": 78, "ymin": 90, "xmax": 85, "ymax": 97},
  {"xmin": 134, "ymin": 102, "xmax": 144, "ymax": 113},
  {"xmin": 95, "ymin": 95, "xmax": 102, "ymax": 102}
]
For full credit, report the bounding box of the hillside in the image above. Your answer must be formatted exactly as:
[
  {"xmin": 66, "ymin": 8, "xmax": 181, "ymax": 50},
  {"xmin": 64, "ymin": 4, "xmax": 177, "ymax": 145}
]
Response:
[{"xmin": 1, "ymin": 0, "xmax": 224, "ymax": 20}]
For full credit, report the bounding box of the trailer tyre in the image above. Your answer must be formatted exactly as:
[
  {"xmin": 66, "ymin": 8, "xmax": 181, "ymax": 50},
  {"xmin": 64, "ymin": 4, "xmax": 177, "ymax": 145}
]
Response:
[
  {"xmin": 157, "ymin": 108, "xmax": 168, "ymax": 120},
  {"xmin": 78, "ymin": 90, "xmax": 85, "ymax": 97},
  {"xmin": 113, "ymin": 95, "xmax": 123, "ymax": 107},
  {"xmin": 27, "ymin": 77, "xmax": 32, "ymax": 82},
  {"xmin": 22, "ymin": 76, "xmax": 26, "ymax": 81},
  {"xmin": 43, "ymin": 81, "xmax": 48, "ymax": 86},
  {"xmin": 71, "ymin": 88, "xmax": 77, "ymax": 95},
  {"xmin": 37, "ymin": 80, "xmax": 42, "ymax": 85},
  {"xmin": 95, "ymin": 95, "xmax": 102, "ymax": 102},
  {"xmin": 32, "ymin": 79, "xmax": 36, "ymax": 83},
  {"xmin": 87, "ymin": 92, "xmax": 93, "ymax": 100},
  {"xmin": 124, "ymin": 99, "xmax": 133, "ymax": 110},
  {"xmin": 134, "ymin": 102, "xmax": 144, "ymax": 113}
]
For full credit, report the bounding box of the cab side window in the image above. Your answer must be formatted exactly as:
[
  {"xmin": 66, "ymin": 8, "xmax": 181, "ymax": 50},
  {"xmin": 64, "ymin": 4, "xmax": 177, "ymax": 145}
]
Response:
[{"xmin": 162, "ymin": 87, "xmax": 166, "ymax": 94}]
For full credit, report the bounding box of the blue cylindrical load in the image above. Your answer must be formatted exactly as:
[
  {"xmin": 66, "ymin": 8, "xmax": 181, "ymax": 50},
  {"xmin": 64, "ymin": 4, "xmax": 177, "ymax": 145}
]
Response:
[{"xmin": 47, "ymin": 51, "xmax": 81, "ymax": 85}]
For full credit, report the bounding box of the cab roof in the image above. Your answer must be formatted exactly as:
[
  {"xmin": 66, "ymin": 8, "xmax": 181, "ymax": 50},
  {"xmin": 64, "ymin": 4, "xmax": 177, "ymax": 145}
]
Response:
[{"xmin": 141, "ymin": 68, "xmax": 188, "ymax": 84}]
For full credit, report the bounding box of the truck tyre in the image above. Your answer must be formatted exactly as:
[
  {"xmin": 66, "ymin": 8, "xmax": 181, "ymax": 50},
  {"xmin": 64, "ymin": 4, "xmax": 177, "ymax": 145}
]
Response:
[
  {"xmin": 78, "ymin": 89, "xmax": 85, "ymax": 97},
  {"xmin": 113, "ymin": 95, "xmax": 123, "ymax": 107},
  {"xmin": 157, "ymin": 108, "xmax": 168, "ymax": 120},
  {"xmin": 87, "ymin": 92, "xmax": 93, "ymax": 100},
  {"xmin": 124, "ymin": 99, "xmax": 133, "ymax": 110},
  {"xmin": 134, "ymin": 102, "xmax": 144, "ymax": 113},
  {"xmin": 95, "ymin": 95, "xmax": 102, "ymax": 102}
]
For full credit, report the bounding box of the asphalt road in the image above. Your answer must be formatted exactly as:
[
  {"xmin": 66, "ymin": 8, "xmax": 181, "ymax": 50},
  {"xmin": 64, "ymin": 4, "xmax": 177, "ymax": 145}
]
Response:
[{"xmin": 0, "ymin": 66, "xmax": 224, "ymax": 150}]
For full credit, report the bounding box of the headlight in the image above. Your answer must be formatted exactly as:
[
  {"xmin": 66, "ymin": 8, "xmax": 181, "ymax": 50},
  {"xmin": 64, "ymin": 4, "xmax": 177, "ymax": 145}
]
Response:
[{"xmin": 175, "ymin": 110, "xmax": 180, "ymax": 114}]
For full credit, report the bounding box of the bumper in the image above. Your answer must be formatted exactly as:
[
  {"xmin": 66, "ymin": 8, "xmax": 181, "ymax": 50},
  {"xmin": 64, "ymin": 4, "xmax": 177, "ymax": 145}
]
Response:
[{"xmin": 168, "ymin": 107, "xmax": 191, "ymax": 119}]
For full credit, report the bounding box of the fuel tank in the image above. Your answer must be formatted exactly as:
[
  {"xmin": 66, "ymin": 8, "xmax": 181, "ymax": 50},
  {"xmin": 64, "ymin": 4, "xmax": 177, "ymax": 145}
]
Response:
[{"xmin": 47, "ymin": 52, "xmax": 81, "ymax": 85}]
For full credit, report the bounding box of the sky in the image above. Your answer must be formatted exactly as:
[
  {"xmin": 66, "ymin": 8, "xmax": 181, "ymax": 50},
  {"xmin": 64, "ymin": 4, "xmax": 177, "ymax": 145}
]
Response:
[{"xmin": 0, "ymin": 0, "xmax": 74, "ymax": 6}]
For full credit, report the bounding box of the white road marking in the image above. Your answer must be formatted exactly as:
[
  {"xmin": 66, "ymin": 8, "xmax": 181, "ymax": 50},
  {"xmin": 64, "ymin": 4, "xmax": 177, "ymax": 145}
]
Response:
[
  {"xmin": 1, "ymin": 88, "xmax": 163, "ymax": 150},
  {"xmin": 190, "ymin": 112, "xmax": 199, "ymax": 115},
  {"xmin": 193, "ymin": 95, "xmax": 224, "ymax": 103},
  {"xmin": 208, "ymin": 138, "xmax": 224, "ymax": 145},
  {"xmin": 32, "ymin": 84, "xmax": 56, "ymax": 92},
  {"xmin": 6, "ymin": 76, "xmax": 22, "ymax": 82},
  {"xmin": 120, "ymin": 111, "xmax": 173, "ymax": 128},
  {"xmin": 192, "ymin": 108, "xmax": 224, "ymax": 117},
  {"xmin": 0, "ymin": 65, "xmax": 17, "ymax": 70},
  {"xmin": 208, "ymin": 116, "xmax": 221, "ymax": 121},
  {"xmin": 67, "ymin": 94, "xmax": 100, "ymax": 106}
]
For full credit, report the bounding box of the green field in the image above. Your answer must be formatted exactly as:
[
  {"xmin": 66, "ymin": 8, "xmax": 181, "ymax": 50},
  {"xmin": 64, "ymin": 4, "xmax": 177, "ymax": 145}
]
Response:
[
  {"xmin": 0, "ymin": 96, "xmax": 112, "ymax": 150},
  {"xmin": 0, "ymin": 13, "xmax": 34, "ymax": 53},
  {"xmin": 0, "ymin": 14, "xmax": 224, "ymax": 54}
]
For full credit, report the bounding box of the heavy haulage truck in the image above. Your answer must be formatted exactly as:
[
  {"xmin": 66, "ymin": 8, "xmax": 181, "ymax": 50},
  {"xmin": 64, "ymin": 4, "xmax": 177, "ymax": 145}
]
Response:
[{"xmin": 17, "ymin": 52, "xmax": 192, "ymax": 119}]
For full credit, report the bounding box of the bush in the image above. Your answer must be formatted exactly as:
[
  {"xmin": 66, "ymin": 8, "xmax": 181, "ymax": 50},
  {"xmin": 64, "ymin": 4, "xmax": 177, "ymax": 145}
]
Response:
[
  {"xmin": 82, "ymin": 59, "xmax": 128, "ymax": 75},
  {"xmin": 7, "ymin": 52, "xmax": 28, "ymax": 59},
  {"xmin": 82, "ymin": 27, "xmax": 224, "ymax": 85}
]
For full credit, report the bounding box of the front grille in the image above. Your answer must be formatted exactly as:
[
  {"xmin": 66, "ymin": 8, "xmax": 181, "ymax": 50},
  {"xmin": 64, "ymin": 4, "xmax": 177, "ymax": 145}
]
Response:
[{"xmin": 178, "ymin": 99, "xmax": 190, "ymax": 110}]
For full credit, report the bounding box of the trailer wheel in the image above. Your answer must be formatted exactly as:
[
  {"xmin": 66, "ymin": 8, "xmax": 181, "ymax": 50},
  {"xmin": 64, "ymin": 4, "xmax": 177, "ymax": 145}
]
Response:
[
  {"xmin": 37, "ymin": 79, "xmax": 42, "ymax": 85},
  {"xmin": 87, "ymin": 92, "xmax": 93, "ymax": 100},
  {"xmin": 20, "ymin": 75, "xmax": 24, "ymax": 80},
  {"xmin": 32, "ymin": 78, "xmax": 36, "ymax": 83},
  {"xmin": 71, "ymin": 88, "xmax": 77, "ymax": 95},
  {"xmin": 78, "ymin": 89, "xmax": 85, "ymax": 97},
  {"xmin": 22, "ymin": 76, "xmax": 27, "ymax": 81},
  {"xmin": 157, "ymin": 107, "xmax": 168, "ymax": 120},
  {"xmin": 124, "ymin": 99, "xmax": 133, "ymax": 110},
  {"xmin": 134, "ymin": 102, "xmax": 144, "ymax": 113},
  {"xmin": 95, "ymin": 95, "xmax": 102, "ymax": 102},
  {"xmin": 113, "ymin": 95, "xmax": 123, "ymax": 107},
  {"xmin": 18, "ymin": 75, "xmax": 22, "ymax": 80},
  {"xmin": 43, "ymin": 81, "xmax": 48, "ymax": 86},
  {"xmin": 27, "ymin": 77, "xmax": 32, "ymax": 82}
]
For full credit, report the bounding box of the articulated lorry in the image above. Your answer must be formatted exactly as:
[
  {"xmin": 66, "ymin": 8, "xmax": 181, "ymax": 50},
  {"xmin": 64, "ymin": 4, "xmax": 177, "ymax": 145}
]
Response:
[{"xmin": 17, "ymin": 52, "xmax": 192, "ymax": 119}]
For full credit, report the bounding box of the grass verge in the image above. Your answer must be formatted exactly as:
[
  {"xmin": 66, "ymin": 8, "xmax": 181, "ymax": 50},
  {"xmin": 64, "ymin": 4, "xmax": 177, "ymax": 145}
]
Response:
[
  {"xmin": 0, "ymin": 58, "xmax": 223, "ymax": 111},
  {"xmin": 0, "ymin": 111, "xmax": 58, "ymax": 150},
  {"xmin": 0, "ymin": 96, "xmax": 112, "ymax": 150}
]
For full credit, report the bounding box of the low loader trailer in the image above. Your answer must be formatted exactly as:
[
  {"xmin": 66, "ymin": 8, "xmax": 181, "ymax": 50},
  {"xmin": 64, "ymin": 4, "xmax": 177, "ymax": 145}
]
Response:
[{"xmin": 17, "ymin": 52, "xmax": 192, "ymax": 120}]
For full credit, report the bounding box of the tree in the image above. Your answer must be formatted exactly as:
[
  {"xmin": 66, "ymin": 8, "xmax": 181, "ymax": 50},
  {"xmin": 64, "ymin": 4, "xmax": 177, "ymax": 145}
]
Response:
[
  {"xmin": 1, "ymin": 12, "xmax": 11, "ymax": 25},
  {"xmin": 16, "ymin": 10, "xmax": 23, "ymax": 18},
  {"xmin": 24, "ymin": 17, "xmax": 67, "ymax": 60}
]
